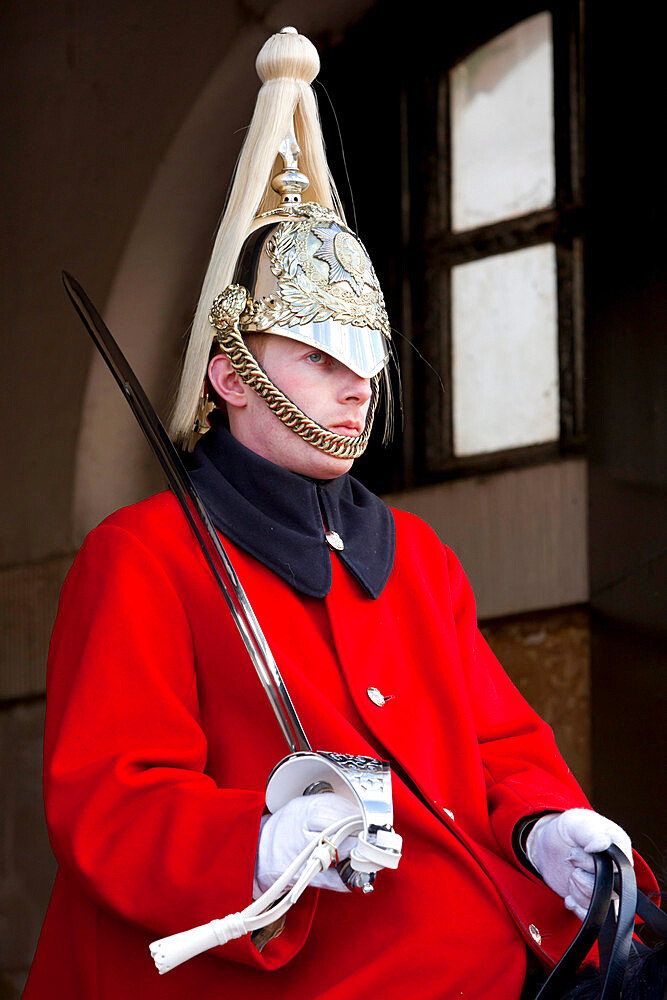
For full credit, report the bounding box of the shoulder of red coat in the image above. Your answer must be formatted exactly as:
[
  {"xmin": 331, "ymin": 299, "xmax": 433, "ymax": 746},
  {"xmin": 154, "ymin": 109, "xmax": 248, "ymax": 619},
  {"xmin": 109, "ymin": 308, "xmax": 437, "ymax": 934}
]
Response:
[
  {"xmin": 94, "ymin": 491, "xmax": 184, "ymax": 541},
  {"xmin": 388, "ymin": 505, "xmax": 464, "ymax": 572},
  {"xmin": 388, "ymin": 504, "xmax": 444, "ymax": 546}
]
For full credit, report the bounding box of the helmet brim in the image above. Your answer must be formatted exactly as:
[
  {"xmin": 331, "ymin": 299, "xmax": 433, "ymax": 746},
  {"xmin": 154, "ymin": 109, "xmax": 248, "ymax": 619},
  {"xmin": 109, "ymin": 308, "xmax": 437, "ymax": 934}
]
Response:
[{"xmin": 268, "ymin": 319, "xmax": 390, "ymax": 379}]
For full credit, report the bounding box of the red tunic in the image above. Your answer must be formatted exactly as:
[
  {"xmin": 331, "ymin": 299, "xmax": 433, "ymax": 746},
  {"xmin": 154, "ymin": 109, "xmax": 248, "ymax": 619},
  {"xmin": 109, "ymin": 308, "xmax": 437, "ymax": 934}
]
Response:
[{"xmin": 23, "ymin": 492, "xmax": 655, "ymax": 998}]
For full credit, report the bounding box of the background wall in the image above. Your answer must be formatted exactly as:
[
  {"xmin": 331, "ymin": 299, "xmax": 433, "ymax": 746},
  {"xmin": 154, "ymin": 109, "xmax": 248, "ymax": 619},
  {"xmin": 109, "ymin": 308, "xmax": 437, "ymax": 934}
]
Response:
[{"xmin": 584, "ymin": 1, "xmax": 666, "ymax": 862}]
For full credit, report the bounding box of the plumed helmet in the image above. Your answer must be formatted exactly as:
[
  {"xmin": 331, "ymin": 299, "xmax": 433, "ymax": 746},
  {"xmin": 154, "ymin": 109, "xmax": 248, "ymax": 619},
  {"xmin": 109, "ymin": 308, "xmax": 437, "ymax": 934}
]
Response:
[{"xmin": 171, "ymin": 27, "xmax": 393, "ymax": 456}]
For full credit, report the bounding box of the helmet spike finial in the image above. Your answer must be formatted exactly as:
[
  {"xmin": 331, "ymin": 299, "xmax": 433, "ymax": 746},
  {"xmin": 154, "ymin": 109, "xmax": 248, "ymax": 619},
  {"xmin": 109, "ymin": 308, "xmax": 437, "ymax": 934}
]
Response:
[{"xmin": 271, "ymin": 121, "xmax": 310, "ymax": 206}]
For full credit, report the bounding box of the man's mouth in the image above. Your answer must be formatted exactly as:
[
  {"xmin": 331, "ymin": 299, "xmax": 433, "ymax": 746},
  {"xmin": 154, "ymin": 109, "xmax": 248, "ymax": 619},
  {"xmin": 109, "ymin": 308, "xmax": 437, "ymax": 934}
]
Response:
[{"xmin": 329, "ymin": 421, "xmax": 361, "ymax": 437}]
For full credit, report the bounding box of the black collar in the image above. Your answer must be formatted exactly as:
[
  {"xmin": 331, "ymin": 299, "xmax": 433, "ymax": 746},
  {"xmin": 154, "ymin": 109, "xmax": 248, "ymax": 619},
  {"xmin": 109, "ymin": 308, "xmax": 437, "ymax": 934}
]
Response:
[{"xmin": 187, "ymin": 419, "xmax": 395, "ymax": 599}]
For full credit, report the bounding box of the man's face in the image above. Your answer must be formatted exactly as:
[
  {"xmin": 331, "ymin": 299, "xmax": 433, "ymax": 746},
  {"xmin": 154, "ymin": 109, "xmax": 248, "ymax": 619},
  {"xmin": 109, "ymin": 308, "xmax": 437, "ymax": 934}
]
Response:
[{"xmin": 218, "ymin": 333, "xmax": 373, "ymax": 479}]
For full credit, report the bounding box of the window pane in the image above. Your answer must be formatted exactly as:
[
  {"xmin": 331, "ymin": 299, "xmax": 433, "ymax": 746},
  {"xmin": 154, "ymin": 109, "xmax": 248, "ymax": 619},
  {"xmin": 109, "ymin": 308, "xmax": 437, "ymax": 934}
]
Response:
[
  {"xmin": 452, "ymin": 243, "xmax": 559, "ymax": 455},
  {"xmin": 450, "ymin": 12, "xmax": 554, "ymax": 231}
]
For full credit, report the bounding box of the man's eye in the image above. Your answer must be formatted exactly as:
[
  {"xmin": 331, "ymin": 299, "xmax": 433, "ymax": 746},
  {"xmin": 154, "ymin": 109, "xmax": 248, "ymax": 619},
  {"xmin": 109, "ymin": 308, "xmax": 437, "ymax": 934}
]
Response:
[{"xmin": 307, "ymin": 352, "xmax": 324, "ymax": 363}]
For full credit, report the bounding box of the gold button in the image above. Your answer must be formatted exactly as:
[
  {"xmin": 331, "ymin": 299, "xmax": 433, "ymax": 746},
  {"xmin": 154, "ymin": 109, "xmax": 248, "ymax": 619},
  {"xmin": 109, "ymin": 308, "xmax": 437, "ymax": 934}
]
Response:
[
  {"xmin": 325, "ymin": 530, "xmax": 344, "ymax": 551},
  {"xmin": 528, "ymin": 924, "xmax": 542, "ymax": 945}
]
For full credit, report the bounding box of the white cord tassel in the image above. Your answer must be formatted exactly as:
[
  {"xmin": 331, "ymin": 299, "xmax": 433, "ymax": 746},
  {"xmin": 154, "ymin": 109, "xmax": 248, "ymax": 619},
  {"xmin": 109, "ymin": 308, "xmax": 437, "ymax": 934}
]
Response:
[
  {"xmin": 149, "ymin": 815, "xmax": 363, "ymax": 974},
  {"xmin": 150, "ymin": 912, "xmax": 247, "ymax": 974}
]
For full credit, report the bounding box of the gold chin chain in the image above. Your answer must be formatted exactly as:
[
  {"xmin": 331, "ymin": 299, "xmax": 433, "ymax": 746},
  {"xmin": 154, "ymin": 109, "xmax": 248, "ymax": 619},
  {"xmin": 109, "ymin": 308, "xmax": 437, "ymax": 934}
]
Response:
[{"xmin": 209, "ymin": 288, "xmax": 377, "ymax": 460}]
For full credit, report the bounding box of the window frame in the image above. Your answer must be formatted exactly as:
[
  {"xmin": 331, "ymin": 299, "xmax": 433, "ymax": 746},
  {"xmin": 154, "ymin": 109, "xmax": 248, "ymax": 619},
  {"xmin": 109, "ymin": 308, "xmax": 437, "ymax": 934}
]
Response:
[{"xmin": 400, "ymin": 0, "xmax": 585, "ymax": 485}]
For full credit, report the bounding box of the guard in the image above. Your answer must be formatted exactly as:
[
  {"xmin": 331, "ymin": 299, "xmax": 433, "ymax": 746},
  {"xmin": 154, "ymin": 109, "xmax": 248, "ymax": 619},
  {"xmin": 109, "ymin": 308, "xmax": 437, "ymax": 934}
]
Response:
[{"xmin": 23, "ymin": 26, "xmax": 657, "ymax": 1000}]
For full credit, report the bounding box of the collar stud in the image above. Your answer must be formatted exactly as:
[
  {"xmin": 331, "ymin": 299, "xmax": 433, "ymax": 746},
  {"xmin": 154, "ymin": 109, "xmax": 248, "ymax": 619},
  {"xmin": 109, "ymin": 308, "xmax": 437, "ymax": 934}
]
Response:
[{"xmin": 325, "ymin": 530, "xmax": 344, "ymax": 551}]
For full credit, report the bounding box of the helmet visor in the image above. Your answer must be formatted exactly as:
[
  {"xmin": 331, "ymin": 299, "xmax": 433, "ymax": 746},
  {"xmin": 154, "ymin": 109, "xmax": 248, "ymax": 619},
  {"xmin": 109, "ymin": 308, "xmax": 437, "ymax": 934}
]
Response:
[{"xmin": 270, "ymin": 318, "xmax": 390, "ymax": 379}]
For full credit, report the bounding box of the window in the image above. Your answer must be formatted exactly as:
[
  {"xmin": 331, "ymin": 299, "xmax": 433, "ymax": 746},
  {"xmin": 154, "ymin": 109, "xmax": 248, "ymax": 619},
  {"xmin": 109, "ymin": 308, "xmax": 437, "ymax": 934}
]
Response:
[
  {"xmin": 403, "ymin": 3, "xmax": 585, "ymax": 481},
  {"xmin": 452, "ymin": 242, "xmax": 560, "ymax": 455},
  {"xmin": 450, "ymin": 14, "xmax": 555, "ymax": 231}
]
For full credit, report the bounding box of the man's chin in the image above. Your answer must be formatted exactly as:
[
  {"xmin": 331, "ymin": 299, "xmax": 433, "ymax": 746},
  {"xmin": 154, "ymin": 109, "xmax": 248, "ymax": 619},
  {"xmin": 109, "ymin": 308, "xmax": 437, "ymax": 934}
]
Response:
[
  {"xmin": 292, "ymin": 449, "xmax": 354, "ymax": 480},
  {"xmin": 310, "ymin": 457, "xmax": 354, "ymax": 479}
]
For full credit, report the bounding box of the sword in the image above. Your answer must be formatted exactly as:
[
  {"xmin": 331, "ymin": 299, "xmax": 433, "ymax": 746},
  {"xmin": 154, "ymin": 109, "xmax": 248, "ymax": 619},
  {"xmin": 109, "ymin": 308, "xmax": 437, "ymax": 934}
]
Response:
[{"xmin": 63, "ymin": 271, "xmax": 310, "ymax": 756}]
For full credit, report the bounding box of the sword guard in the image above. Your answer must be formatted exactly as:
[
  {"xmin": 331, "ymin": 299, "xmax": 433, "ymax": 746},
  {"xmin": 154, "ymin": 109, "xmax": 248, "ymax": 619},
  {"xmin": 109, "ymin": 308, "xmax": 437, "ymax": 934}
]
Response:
[
  {"xmin": 265, "ymin": 749, "xmax": 400, "ymax": 889},
  {"xmin": 266, "ymin": 751, "xmax": 395, "ymax": 832}
]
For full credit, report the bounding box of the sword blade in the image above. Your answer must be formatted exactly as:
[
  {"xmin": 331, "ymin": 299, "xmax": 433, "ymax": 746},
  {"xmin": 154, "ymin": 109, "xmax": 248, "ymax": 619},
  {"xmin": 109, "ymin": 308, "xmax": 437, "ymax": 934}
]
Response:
[{"xmin": 62, "ymin": 271, "xmax": 311, "ymax": 754}]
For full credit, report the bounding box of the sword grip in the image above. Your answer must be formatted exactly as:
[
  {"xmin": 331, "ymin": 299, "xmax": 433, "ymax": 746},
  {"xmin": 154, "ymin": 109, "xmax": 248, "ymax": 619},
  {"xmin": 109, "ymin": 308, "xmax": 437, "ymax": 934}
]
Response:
[{"xmin": 301, "ymin": 780, "xmax": 375, "ymax": 893}]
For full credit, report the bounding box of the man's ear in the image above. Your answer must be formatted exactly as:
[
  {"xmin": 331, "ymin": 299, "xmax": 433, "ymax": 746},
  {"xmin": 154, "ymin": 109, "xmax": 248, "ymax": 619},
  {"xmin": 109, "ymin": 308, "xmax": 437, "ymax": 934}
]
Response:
[{"xmin": 208, "ymin": 354, "xmax": 248, "ymax": 408}]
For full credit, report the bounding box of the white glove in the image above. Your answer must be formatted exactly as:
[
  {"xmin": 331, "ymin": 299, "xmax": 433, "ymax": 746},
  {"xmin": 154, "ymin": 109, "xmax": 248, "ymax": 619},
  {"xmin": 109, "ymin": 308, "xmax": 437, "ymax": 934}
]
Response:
[
  {"xmin": 254, "ymin": 794, "xmax": 359, "ymax": 898},
  {"xmin": 526, "ymin": 808, "xmax": 633, "ymax": 920}
]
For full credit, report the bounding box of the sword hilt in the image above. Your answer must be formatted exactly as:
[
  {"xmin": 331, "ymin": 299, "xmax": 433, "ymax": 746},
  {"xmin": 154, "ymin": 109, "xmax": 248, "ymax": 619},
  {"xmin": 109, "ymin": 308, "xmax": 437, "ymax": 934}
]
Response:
[{"xmin": 302, "ymin": 779, "xmax": 376, "ymax": 892}]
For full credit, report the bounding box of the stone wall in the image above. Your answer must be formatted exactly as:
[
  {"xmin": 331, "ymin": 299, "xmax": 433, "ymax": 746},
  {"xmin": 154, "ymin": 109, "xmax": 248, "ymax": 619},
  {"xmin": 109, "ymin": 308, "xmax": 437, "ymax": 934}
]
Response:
[
  {"xmin": 481, "ymin": 607, "xmax": 591, "ymax": 795},
  {"xmin": 0, "ymin": 700, "xmax": 54, "ymax": 998}
]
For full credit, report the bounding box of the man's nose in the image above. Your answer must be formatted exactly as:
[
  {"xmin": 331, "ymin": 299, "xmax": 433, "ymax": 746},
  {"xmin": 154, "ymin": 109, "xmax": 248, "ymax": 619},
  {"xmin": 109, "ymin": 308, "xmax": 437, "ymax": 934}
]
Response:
[{"xmin": 340, "ymin": 371, "xmax": 372, "ymax": 405}]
